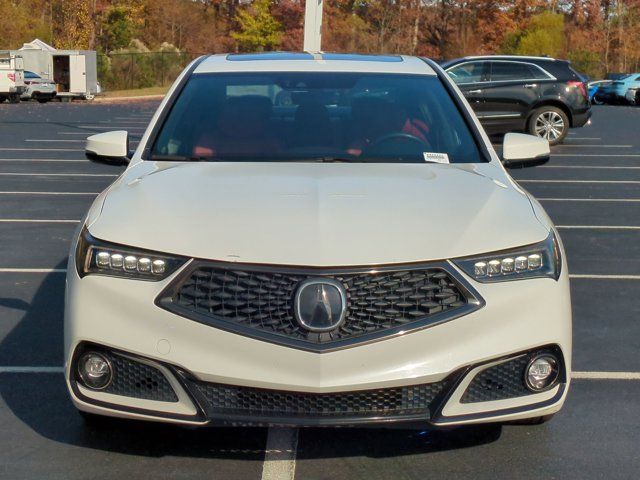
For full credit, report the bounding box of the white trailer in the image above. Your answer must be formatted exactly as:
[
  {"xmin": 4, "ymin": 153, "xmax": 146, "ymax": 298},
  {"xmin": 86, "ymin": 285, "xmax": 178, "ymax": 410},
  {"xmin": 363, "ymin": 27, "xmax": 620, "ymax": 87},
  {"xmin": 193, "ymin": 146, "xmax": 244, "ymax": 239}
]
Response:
[
  {"xmin": 16, "ymin": 39, "xmax": 98, "ymax": 100},
  {"xmin": 0, "ymin": 52, "xmax": 25, "ymax": 103}
]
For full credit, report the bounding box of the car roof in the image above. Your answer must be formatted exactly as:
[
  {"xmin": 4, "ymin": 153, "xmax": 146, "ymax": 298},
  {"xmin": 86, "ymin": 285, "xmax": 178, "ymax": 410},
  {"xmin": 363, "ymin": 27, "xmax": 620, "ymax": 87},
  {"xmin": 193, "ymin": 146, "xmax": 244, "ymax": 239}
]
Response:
[
  {"xmin": 457, "ymin": 55, "xmax": 557, "ymax": 62},
  {"xmin": 194, "ymin": 52, "xmax": 437, "ymax": 76}
]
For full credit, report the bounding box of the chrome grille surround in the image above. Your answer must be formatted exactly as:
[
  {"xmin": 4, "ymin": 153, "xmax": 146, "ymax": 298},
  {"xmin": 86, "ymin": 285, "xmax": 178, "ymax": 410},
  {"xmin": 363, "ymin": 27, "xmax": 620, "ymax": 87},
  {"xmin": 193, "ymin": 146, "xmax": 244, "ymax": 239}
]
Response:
[{"xmin": 157, "ymin": 260, "xmax": 483, "ymax": 352}]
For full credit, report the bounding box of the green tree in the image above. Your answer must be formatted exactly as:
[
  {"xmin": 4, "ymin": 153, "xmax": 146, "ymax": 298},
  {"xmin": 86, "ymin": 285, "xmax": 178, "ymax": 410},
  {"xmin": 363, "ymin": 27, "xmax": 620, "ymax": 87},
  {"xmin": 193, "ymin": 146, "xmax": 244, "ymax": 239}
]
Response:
[
  {"xmin": 101, "ymin": 6, "xmax": 136, "ymax": 52},
  {"xmin": 502, "ymin": 12, "xmax": 566, "ymax": 58},
  {"xmin": 231, "ymin": 0, "xmax": 282, "ymax": 52}
]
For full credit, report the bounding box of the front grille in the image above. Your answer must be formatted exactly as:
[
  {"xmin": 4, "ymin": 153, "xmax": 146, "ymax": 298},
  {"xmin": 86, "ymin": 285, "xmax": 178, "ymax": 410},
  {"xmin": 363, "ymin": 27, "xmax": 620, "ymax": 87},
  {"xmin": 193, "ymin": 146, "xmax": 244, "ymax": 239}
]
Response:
[
  {"xmin": 160, "ymin": 262, "xmax": 478, "ymax": 351},
  {"xmin": 103, "ymin": 352, "xmax": 178, "ymax": 402},
  {"xmin": 188, "ymin": 380, "xmax": 446, "ymax": 421},
  {"xmin": 460, "ymin": 355, "xmax": 531, "ymax": 403}
]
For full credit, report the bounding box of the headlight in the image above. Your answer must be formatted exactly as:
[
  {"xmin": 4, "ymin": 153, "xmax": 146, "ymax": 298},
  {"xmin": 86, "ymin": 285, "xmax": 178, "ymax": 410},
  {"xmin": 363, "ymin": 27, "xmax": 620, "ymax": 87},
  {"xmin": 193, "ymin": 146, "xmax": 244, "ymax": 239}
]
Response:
[
  {"xmin": 75, "ymin": 227, "xmax": 187, "ymax": 280},
  {"xmin": 453, "ymin": 231, "xmax": 561, "ymax": 282}
]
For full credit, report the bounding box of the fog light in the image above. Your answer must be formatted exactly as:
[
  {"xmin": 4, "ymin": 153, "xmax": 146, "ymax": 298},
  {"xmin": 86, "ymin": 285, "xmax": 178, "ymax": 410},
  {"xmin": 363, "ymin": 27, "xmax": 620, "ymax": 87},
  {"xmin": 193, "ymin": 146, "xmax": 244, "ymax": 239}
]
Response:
[
  {"xmin": 525, "ymin": 354, "xmax": 559, "ymax": 391},
  {"xmin": 77, "ymin": 352, "xmax": 112, "ymax": 390}
]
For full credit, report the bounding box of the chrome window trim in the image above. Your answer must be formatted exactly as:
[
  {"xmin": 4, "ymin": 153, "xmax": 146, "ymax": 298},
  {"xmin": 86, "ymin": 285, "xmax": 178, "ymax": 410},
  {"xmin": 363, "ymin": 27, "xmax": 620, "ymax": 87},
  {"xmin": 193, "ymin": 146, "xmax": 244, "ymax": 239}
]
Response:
[
  {"xmin": 156, "ymin": 259, "xmax": 485, "ymax": 353},
  {"xmin": 476, "ymin": 113, "xmax": 522, "ymax": 119},
  {"xmin": 446, "ymin": 60, "xmax": 556, "ymax": 86}
]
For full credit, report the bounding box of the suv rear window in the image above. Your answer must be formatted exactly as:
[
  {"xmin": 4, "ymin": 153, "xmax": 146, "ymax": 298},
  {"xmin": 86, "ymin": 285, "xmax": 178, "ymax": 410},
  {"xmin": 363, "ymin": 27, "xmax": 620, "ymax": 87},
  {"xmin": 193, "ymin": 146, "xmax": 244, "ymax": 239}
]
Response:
[{"xmin": 151, "ymin": 72, "xmax": 485, "ymax": 164}]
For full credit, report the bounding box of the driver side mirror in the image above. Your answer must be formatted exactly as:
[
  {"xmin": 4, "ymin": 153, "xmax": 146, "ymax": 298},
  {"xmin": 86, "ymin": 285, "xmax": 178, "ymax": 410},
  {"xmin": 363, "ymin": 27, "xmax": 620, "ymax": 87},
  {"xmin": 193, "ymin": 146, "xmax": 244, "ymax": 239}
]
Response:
[
  {"xmin": 85, "ymin": 131, "xmax": 131, "ymax": 166},
  {"xmin": 501, "ymin": 133, "xmax": 550, "ymax": 169}
]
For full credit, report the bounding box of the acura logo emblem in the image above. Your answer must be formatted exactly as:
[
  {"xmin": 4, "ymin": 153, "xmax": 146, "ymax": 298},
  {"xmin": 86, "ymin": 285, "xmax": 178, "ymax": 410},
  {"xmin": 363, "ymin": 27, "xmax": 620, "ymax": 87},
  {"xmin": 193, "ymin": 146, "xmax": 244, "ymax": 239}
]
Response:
[{"xmin": 294, "ymin": 278, "xmax": 347, "ymax": 333}]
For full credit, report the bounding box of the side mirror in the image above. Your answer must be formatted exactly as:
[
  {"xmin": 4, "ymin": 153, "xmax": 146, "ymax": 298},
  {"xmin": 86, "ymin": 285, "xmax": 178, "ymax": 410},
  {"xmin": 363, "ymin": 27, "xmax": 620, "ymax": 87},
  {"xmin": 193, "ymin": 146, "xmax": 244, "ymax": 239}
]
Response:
[
  {"xmin": 501, "ymin": 133, "xmax": 550, "ymax": 169},
  {"xmin": 85, "ymin": 131, "xmax": 130, "ymax": 166}
]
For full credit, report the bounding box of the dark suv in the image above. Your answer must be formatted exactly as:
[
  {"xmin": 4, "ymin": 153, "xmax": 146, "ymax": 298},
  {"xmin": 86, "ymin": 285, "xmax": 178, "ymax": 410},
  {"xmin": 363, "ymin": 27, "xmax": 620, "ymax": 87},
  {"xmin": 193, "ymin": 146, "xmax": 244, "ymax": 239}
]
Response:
[{"xmin": 441, "ymin": 56, "xmax": 591, "ymax": 145}]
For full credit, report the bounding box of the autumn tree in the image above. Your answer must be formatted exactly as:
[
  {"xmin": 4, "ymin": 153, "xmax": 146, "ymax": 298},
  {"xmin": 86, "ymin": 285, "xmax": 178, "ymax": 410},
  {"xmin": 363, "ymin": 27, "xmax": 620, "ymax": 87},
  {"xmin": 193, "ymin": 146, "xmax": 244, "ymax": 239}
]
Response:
[
  {"xmin": 52, "ymin": 0, "xmax": 93, "ymax": 49},
  {"xmin": 231, "ymin": 0, "xmax": 282, "ymax": 51}
]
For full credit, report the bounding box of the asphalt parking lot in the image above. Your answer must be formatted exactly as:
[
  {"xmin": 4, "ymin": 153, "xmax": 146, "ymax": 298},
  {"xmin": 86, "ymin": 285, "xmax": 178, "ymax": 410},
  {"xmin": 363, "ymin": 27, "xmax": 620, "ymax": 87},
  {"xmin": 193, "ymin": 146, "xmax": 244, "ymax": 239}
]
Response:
[{"xmin": 0, "ymin": 101, "xmax": 639, "ymax": 479}]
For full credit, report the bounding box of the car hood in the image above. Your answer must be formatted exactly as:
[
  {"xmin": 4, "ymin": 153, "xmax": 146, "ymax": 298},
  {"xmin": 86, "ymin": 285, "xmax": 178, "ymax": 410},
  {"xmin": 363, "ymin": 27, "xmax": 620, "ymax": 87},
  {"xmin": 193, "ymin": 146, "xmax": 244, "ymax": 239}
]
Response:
[{"xmin": 89, "ymin": 162, "xmax": 549, "ymax": 266}]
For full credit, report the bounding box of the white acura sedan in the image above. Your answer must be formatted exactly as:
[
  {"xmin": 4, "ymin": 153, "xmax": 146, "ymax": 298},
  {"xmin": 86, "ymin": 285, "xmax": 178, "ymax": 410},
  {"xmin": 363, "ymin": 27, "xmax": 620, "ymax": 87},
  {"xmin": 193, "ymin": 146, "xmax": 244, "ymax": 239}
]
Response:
[{"xmin": 66, "ymin": 53, "xmax": 571, "ymax": 428}]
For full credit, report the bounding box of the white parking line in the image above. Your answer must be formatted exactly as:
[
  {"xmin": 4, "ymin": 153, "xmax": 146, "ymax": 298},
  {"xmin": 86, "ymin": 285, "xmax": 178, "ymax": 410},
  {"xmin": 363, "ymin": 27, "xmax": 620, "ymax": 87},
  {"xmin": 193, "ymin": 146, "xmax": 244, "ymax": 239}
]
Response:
[
  {"xmin": 519, "ymin": 180, "xmax": 640, "ymax": 184},
  {"xmin": 556, "ymin": 145, "xmax": 632, "ymax": 148},
  {"xmin": 0, "ymin": 191, "xmax": 98, "ymax": 195},
  {"xmin": 540, "ymin": 198, "xmax": 640, "ymax": 202},
  {"xmin": 0, "ymin": 148, "xmax": 83, "ymax": 152},
  {"xmin": 552, "ymin": 154, "xmax": 640, "ymax": 157},
  {"xmin": 25, "ymin": 139, "xmax": 85, "ymax": 143},
  {"xmin": 0, "ymin": 366, "xmax": 64, "ymax": 373},
  {"xmin": 541, "ymin": 165, "xmax": 640, "ymax": 170},
  {"xmin": 0, "ymin": 219, "xmax": 79, "ymax": 223},
  {"xmin": 0, "ymin": 159, "xmax": 86, "ymax": 162},
  {"xmin": 572, "ymin": 372, "xmax": 640, "ymax": 380},
  {"xmin": 564, "ymin": 137, "xmax": 602, "ymax": 140},
  {"xmin": 0, "ymin": 173, "xmax": 117, "ymax": 177},
  {"xmin": 261, "ymin": 428, "xmax": 298, "ymax": 480},
  {"xmin": 102, "ymin": 120, "xmax": 149, "ymax": 124},
  {"xmin": 570, "ymin": 274, "xmax": 640, "ymax": 280},
  {"xmin": 557, "ymin": 225, "xmax": 640, "ymax": 230},
  {"xmin": 0, "ymin": 268, "xmax": 67, "ymax": 273},
  {"xmin": 78, "ymin": 125, "xmax": 146, "ymax": 130}
]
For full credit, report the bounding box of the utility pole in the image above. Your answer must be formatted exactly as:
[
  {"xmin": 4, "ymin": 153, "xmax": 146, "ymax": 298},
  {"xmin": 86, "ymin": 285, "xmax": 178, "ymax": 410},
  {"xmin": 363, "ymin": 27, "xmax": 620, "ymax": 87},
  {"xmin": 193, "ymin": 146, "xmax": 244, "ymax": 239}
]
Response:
[{"xmin": 303, "ymin": 0, "xmax": 323, "ymax": 52}]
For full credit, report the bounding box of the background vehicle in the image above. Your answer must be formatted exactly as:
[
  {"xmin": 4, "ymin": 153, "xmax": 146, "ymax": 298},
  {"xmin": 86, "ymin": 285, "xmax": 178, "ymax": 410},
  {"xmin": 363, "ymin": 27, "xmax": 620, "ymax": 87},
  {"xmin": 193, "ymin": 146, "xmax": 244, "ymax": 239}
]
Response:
[
  {"xmin": 21, "ymin": 70, "xmax": 56, "ymax": 103},
  {"xmin": 16, "ymin": 39, "xmax": 98, "ymax": 101},
  {"xmin": 588, "ymin": 80, "xmax": 612, "ymax": 105},
  {"xmin": 626, "ymin": 87, "xmax": 640, "ymax": 105},
  {"xmin": 442, "ymin": 55, "xmax": 591, "ymax": 145},
  {"xmin": 611, "ymin": 74, "xmax": 640, "ymax": 103},
  {"xmin": 0, "ymin": 52, "xmax": 25, "ymax": 103}
]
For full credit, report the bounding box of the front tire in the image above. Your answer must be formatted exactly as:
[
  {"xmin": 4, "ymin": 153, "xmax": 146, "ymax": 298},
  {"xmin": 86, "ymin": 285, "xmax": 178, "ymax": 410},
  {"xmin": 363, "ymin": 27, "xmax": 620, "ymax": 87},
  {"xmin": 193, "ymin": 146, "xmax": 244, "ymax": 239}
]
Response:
[
  {"xmin": 528, "ymin": 106, "xmax": 569, "ymax": 146},
  {"xmin": 592, "ymin": 94, "xmax": 605, "ymax": 105}
]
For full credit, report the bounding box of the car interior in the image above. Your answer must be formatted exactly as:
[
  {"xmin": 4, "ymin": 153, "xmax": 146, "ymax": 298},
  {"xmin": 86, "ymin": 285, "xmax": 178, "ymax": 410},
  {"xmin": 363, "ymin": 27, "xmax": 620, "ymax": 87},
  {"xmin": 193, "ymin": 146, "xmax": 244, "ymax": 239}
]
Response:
[{"xmin": 151, "ymin": 72, "xmax": 483, "ymax": 163}]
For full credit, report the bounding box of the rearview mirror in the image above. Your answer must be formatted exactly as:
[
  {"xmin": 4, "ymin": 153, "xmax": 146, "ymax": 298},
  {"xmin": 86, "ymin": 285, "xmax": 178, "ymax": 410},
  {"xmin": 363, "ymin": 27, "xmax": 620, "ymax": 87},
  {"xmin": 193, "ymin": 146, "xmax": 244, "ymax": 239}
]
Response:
[
  {"xmin": 85, "ymin": 131, "xmax": 130, "ymax": 166},
  {"xmin": 501, "ymin": 133, "xmax": 550, "ymax": 169}
]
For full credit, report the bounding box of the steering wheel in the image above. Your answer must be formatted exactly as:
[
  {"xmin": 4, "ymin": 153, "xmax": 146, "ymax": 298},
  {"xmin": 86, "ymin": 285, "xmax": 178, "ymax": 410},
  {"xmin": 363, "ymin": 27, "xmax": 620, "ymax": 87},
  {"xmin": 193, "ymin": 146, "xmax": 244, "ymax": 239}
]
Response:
[{"xmin": 362, "ymin": 132, "xmax": 430, "ymax": 157}]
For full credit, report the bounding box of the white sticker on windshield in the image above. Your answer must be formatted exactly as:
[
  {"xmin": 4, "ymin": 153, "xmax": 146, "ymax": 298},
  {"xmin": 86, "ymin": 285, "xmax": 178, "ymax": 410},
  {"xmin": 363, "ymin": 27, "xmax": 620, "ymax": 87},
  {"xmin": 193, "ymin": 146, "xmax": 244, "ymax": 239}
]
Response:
[{"xmin": 423, "ymin": 152, "xmax": 450, "ymax": 164}]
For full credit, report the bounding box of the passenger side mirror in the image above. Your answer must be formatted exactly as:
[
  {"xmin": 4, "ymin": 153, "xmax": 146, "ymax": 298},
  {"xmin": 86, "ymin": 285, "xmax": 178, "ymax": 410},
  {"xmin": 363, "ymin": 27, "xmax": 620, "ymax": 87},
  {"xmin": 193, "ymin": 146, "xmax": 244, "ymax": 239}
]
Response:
[
  {"xmin": 501, "ymin": 133, "xmax": 550, "ymax": 169},
  {"xmin": 85, "ymin": 131, "xmax": 131, "ymax": 166}
]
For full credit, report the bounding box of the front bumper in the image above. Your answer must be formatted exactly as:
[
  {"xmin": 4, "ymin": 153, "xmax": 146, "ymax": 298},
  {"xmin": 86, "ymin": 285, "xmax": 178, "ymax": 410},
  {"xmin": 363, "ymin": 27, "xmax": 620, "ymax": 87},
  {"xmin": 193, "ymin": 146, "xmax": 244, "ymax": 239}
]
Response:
[
  {"xmin": 65, "ymin": 254, "xmax": 572, "ymax": 427},
  {"xmin": 68, "ymin": 342, "xmax": 567, "ymax": 427}
]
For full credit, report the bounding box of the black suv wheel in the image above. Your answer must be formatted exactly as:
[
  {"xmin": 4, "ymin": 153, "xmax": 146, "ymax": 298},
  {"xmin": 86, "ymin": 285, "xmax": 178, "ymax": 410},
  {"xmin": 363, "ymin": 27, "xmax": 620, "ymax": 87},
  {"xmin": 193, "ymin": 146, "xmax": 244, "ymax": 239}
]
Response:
[{"xmin": 528, "ymin": 106, "xmax": 569, "ymax": 145}]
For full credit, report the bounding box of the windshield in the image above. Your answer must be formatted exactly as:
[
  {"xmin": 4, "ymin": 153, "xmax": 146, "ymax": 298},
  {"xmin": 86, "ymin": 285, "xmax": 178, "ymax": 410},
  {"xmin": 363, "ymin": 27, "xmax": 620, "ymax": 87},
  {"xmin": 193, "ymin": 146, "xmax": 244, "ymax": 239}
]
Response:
[{"xmin": 151, "ymin": 72, "xmax": 484, "ymax": 163}]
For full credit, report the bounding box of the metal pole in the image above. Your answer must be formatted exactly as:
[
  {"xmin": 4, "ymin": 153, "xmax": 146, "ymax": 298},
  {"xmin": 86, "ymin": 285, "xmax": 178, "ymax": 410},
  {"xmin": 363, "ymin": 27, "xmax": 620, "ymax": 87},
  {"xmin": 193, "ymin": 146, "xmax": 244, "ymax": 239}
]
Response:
[{"xmin": 303, "ymin": 0, "xmax": 323, "ymax": 52}]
